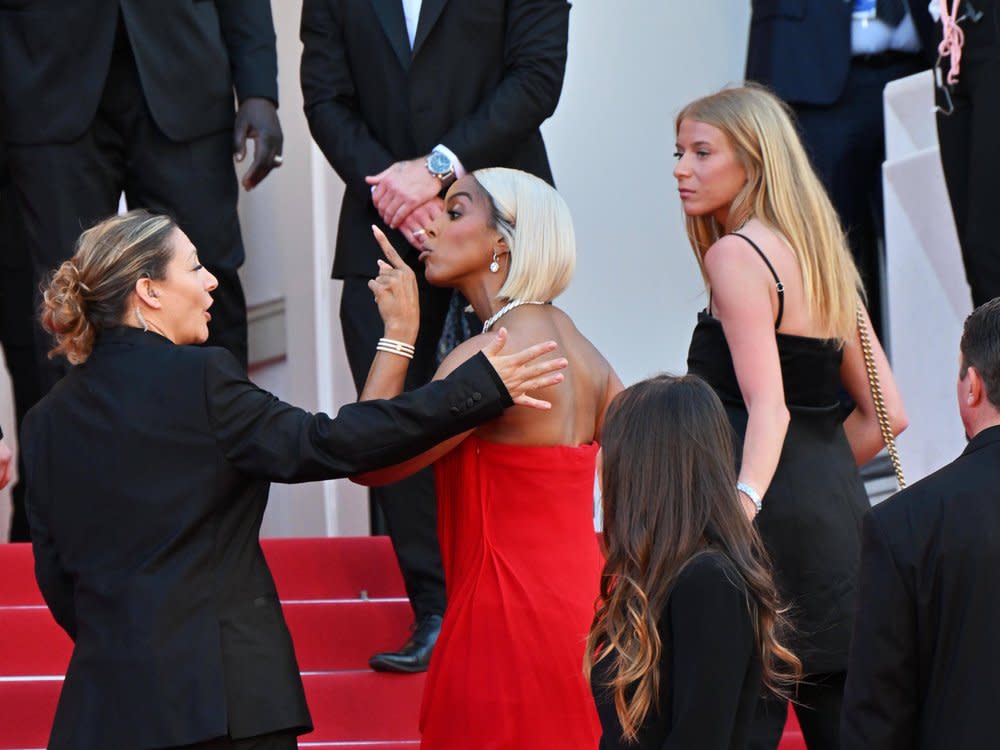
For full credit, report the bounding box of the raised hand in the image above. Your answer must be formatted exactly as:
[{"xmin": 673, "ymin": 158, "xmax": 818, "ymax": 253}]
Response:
[
  {"xmin": 367, "ymin": 225, "xmax": 419, "ymax": 342},
  {"xmin": 481, "ymin": 328, "xmax": 567, "ymax": 410}
]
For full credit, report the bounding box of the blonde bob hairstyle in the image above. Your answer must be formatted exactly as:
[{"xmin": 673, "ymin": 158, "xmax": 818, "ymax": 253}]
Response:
[
  {"xmin": 677, "ymin": 85, "xmax": 862, "ymax": 343},
  {"xmin": 472, "ymin": 167, "xmax": 576, "ymax": 303},
  {"xmin": 42, "ymin": 209, "xmax": 177, "ymax": 365}
]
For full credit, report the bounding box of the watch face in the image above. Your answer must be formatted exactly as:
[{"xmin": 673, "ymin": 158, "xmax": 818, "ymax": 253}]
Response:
[{"xmin": 428, "ymin": 150, "xmax": 453, "ymax": 176}]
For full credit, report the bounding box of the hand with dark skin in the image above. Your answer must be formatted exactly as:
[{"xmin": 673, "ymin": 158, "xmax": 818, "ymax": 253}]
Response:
[{"xmin": 233, "ymin": 97, "xmax": 284, "ymax": 191}]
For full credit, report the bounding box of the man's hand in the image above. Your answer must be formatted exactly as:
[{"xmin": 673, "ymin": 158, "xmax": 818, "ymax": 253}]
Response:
[
  {"xmin": 400, "ymin": 197, "xmax": 444, "ymax": 249},
  {"xmin": 0, "ymin": 439, "xmax": 12, "ymax": 491},
  {"xmin": 366, "ymin": 158, "xmax": 442, "ymax": 229},
  {"xmin": 481, "ymin": 328, "xmax": 567, "ymax": 410},
  {"xmin": 234, "ymin": 97, "xmax": 284, "ymax": 191}
]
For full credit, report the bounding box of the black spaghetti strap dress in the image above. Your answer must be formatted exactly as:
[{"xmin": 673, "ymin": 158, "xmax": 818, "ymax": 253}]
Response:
[{"xmin": 687, "ymin": 233, "xmax": 868, "ymax": 674}]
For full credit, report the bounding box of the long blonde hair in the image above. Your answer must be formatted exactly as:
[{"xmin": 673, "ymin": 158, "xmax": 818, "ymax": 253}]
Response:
[
  {"xmin": 677, "ymin": 85, "xmax": 862, "ymax": 342},
  {"xmin": 585, "ymin": 375, "xmax": 801, "ymax": 741}
]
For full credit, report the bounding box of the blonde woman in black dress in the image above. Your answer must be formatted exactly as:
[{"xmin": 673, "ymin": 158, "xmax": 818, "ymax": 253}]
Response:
[{"xmin": 676, "ymin": 85, "xmax": 907, "ymax": 749}]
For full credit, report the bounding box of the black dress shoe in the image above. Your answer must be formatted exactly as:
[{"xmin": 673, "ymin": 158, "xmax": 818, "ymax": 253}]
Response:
[{"xmin": 368, "ymin": 614, "xmax": 443, "ymax": 673}]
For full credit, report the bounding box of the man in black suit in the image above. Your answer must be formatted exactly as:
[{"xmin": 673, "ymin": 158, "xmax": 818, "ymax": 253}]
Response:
[
  {"xmin": 300, "ymin": 0, "xmax": 570, "ymax": 672},
  {"xmin": 745, "ymin": 0, "xmax": 934, "ymax": 337},
  {"xmin": 841, "ymin": 296, "xmax": 1000, "ymax": 749},
  {"xmin": 0, "ymin": 0, "xmax": 283, "ymax": 379}
]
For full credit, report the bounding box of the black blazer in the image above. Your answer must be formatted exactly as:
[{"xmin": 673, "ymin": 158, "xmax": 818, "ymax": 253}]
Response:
[
  {"xmin": 300, "ymin": 0, "xmax": 569, "ymax": 278},
  {"xmin": 745, "ymin": 0, "xmax": 936, "ymax": 106},
  {"xmin": 841, "ymin": 425, "xmax": 1000, "ymax": 749},
  {"xmin": 22, "ymin": 326, "xmax": 511, "ymax": 750},
  {"xmin": 0, "ymin": 0, "xmax": 278, "ymax": 145}
]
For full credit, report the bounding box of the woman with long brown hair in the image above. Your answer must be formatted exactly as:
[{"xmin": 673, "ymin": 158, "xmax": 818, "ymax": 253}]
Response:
[
  {"xmin": 587, "ymin": 374, "xmax": 799, "ymax": 749},
  {"xmin": 676, "ymin": 85, "xmax": 907, "ymax": 748}
]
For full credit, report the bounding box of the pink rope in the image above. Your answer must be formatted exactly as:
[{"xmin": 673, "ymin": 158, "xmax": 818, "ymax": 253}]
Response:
[{"xmin": 938, "ymin": 0, "xmax": 965, "ymax": 85}]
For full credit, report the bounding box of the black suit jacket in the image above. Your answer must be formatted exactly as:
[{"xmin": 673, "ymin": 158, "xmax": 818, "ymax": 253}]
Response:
[
  {"xmin": 300, "ymin": 0, "xmax": 569, "ymax": 278},
  {"xmin": 745, "ymin": 0, "xmax": 936, "ymax": 106},
  {"xmin": 0, "ymin": 0, "xmax": 278, "ymax": 145},
  {"xmin": 22, "ymin": 326, "xmax": 511, "ymax": 750},
  {"xmin": 841, "ymin": 425, "xmax": 1000, "ymax": 749}
]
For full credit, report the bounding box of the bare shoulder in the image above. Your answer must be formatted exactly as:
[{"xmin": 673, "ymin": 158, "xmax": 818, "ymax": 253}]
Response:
[
  {"xmin": 702, "ymin": 233, "xmax": 765, "ymax": 279},
  {"xmin": 704, "ymin": 227, "xmax": 790, "ymax": 313},
  {"xmin": 433, "ymin": 333, "xmax": 496, "ymax": 381}
]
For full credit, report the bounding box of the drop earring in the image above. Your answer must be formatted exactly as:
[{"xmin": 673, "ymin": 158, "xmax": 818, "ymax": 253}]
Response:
[
  {"xmin": 489, "ymin": 250, "xmax": 500, "ymax": 273},
  {"xmin": 135, "ymin": 306, "xmax": 149, "ymax": 333}
]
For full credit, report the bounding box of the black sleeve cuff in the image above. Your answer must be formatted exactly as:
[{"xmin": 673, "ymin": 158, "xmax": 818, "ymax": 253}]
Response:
[{"xmin": 470, "ymin": 351, "xmax": 514, "ymax": 408}]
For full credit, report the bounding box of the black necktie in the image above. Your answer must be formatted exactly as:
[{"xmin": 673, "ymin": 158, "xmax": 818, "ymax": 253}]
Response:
[{"xmin": 876, "ymin": 0, "xmax": 906, "ymax": 26}]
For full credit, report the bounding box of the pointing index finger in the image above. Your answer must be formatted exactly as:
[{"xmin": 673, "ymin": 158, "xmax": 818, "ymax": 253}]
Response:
[{"xmin": 371, "ymin": 225, "xmax": 407, "ymax": 269}]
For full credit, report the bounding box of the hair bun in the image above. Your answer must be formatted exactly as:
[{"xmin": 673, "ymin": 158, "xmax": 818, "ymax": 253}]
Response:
[{"xmin": 41, "ymin": 260, "xmax": 96, "ymax": 364}]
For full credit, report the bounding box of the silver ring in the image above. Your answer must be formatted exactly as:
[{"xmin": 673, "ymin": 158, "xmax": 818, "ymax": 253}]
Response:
[
  {"xmin": 411, "ymin": 228, "xmax": 426, "ymax": 238},
  {"xmin": 272, "ymin": 154, "xmax": 284, "ymax": 166}
]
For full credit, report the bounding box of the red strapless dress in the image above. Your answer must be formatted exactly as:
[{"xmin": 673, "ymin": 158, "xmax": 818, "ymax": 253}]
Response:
[{"xmin": 419, "ymin": 435, "xmax": 603, "ymax": 749}]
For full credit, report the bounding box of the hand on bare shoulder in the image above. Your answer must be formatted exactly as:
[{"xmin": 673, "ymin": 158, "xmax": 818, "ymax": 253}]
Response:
[{"xmin": 436, "ymin": 328, "xmax": 567, "ymax": 411}]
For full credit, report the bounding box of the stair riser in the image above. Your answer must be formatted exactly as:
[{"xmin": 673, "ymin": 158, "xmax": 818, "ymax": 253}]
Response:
[
  {"xmin": 0, "ymin": 672, "xmax": 425, "ymax": 747},
  {"xmin": 0, "ymin": 538, "xmax": 408, "ymax": 607},
  {"xmin": 0, "ymin": 600, "xmax": 414, "ymax": 675},
  {"xmin": 0, "ymin": 675, "xmax": 806, "ymax": 749}
]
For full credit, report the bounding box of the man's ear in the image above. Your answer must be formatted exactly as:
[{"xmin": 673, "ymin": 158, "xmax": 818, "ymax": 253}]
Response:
[
  {"xmin": 967, "ymin": 365, "xmax": 985, "ymax": 408},
  {"xmin": 135, "ymin": 277, "xmax": 163, "ymax": 310}
]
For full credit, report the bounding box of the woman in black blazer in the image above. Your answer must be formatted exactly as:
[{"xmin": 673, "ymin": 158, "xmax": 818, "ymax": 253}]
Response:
[
  {"xmin": 587, "ymin": 375, "xmax": 800, "ymax": 750},
  {"xmin": 22, "ymin": 210, "xmax": 565, "ymax": 750}
]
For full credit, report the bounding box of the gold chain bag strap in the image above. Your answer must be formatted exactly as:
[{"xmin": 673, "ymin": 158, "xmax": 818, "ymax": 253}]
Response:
[{"xmin": 856, "ymin": 304, "xmax": 905, "ymax": 489}]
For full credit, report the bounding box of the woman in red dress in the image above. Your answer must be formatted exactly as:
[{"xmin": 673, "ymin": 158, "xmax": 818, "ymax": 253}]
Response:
[{"xmin": 356, "ymin": 167, "xmax": 621, "ymax": 749}]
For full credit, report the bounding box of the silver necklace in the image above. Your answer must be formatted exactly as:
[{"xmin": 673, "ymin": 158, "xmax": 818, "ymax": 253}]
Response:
[{"xmin": 481, "ymin": 299, "xmax": 549, "ymax": 334}]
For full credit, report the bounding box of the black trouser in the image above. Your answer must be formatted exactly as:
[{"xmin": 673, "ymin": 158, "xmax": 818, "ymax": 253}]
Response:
[
  {"xmin": 168, "ymin": 730, "xmax": 298, "ymax": 750},
  {"xmin": 749, "ymin": 672, "xmax": 846, "ymax": 750},
  {"xmin": 793, "ymin": 53, "xmax": 926, "ymax": 340},
  {"xmin": 935, "ymin": 5, "xmax": 1000, "ymax": 307},
  {"xmin": 0, "ymin": 146, "xmax": 42, "ymax": 542},
  {"xmin": 339, "ymin": 259, "xmax": 453, "ymax": 621},
  {"xmin": 6, "ymin": 20, "xmax": 248, "ymax": 387}
]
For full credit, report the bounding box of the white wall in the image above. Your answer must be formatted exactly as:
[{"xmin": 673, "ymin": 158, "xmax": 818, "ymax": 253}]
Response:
[
  {"xmin": 1, "ymin": 2, "xmax": 753, "ymax": 539},
  {"xmin": 549, "ymin": 2, "xmax": 751, "ymax": 385}
]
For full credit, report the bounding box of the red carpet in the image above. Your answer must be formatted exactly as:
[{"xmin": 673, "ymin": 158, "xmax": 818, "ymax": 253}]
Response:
[{"xmin": 0, "ymin": 538, "xmax": 804, "ymax": 749}]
